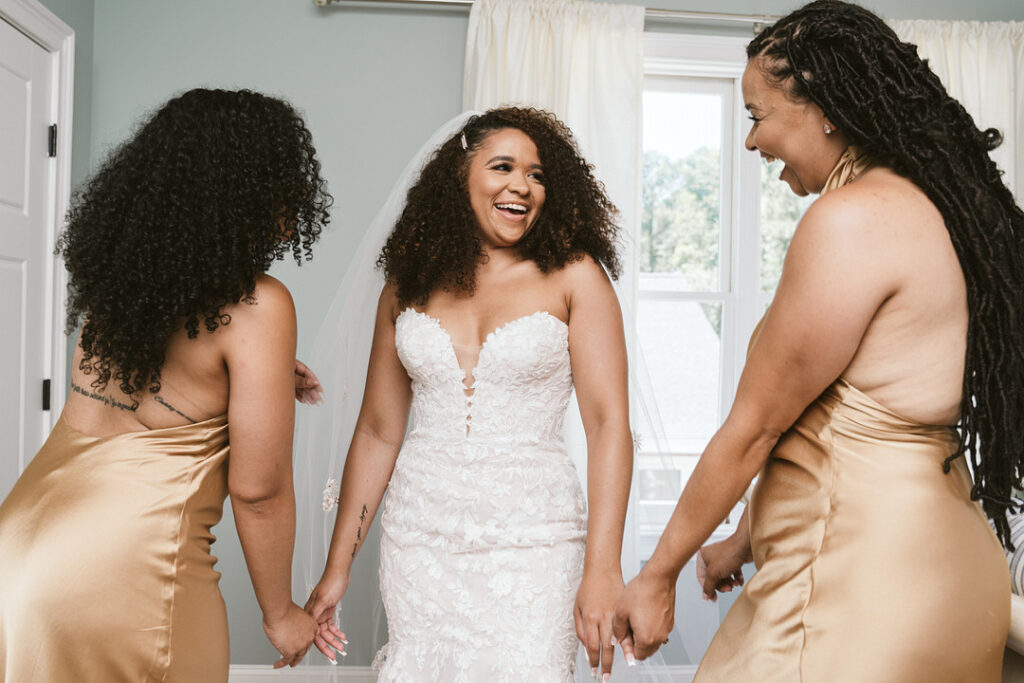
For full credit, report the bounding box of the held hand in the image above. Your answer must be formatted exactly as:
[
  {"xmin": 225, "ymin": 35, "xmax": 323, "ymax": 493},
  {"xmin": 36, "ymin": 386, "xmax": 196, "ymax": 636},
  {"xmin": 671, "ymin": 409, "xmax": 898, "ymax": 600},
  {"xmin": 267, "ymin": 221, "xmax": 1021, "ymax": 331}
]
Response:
[
  {"xmin": 612, "ymin": 568, "xmax": 676, "ymax": 662},
  {"xmin": 304, "ymin": 570, "xmax": 350, "ymax": 663},
  {"xmin": 263, "ymin": 603, "xmax": 317, "ymax": 668},
  {"xmin": 696, "ymin": 533, "xmax": 751, "ymax": 602},
  {"xmin": 294, "ymin": 359, "xmax": 324, "ymax": 404},
  {"xmin": 574, "ymin": 569, "xmax": 624, "ymax": 682}
]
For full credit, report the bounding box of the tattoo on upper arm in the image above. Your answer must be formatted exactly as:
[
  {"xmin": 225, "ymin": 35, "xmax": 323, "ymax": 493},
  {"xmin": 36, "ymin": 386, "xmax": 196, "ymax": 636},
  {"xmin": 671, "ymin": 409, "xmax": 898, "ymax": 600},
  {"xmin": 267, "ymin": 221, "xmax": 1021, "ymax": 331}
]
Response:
[
  {"xmin": 154, "ymin": 395, "xmax": 198, "ymax": 424},
  {"xmin": 70, "ymin": 380, "xmax": 137, "ymax": 412},
  {"xmin": 352, "ymin": 504, "xmax": 369, "ymax": 559}
]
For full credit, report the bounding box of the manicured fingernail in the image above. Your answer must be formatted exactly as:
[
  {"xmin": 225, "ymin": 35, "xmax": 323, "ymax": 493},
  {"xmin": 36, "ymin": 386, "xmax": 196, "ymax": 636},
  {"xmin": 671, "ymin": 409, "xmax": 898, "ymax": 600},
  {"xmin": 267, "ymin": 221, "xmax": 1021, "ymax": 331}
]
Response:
[
  {"xmin": 341, "ymin": 638, "xmax": 349, "ymax": 645},
  {"xmin": 591, "ymin": 667, "xmax": 598, "ymax": 679},
  {"xmin": 626, "ymin": 652, "xmax": 637, "ymax": 666},
  {"xmin": 338, "ymin": 650, "xmax": 348, "ymax": 657},
  {"xmin": 603, "ymin": 674, "xmax": 610, "ymax": 683},
  {"xmin": 611, "ymin": 635, "xmax": 618, "ymax": 646},
  {"xmin": 328, "ymin": 657, "xmax": 336, "ymax": 665}
]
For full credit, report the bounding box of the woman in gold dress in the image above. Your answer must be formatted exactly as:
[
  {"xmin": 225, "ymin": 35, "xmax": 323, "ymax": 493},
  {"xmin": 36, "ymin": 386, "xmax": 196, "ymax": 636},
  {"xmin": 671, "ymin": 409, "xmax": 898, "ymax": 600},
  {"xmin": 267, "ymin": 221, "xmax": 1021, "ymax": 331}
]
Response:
[
  {"xmin": 0, "ymin": 89, "xmax": 336, "ymax": 681},
  {"xmin": 614, "ymin": 2, "xmax": 1023, "ymax": 680}
]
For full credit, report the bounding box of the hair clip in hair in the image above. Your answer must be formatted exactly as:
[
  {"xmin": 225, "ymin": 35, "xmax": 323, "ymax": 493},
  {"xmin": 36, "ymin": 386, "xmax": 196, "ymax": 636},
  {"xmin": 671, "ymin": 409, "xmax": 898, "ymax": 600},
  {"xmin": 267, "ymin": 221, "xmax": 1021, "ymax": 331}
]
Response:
[{"xmin": 460, "ymin": 132, "xmax": 468, "ymax": 150}]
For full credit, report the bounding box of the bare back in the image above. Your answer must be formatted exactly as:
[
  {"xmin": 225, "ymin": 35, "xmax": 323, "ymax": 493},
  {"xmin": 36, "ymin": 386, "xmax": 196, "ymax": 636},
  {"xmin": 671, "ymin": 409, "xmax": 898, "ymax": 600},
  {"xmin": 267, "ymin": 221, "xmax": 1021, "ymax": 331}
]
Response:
[
  {"xmin": 835, "ymin": 167, "xmax": 967, "ymax": 425},
  {"xmin": 63, "ymin": 274, "xmax": 293, "ymax": 437}
]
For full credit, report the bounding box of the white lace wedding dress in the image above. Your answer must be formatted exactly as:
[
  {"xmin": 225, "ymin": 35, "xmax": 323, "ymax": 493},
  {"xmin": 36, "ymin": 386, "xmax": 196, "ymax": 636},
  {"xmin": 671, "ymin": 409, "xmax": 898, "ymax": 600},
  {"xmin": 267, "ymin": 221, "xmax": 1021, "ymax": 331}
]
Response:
[{"xmin": 374, "ymin": 307, "xmax": 587, "ymax": 682}]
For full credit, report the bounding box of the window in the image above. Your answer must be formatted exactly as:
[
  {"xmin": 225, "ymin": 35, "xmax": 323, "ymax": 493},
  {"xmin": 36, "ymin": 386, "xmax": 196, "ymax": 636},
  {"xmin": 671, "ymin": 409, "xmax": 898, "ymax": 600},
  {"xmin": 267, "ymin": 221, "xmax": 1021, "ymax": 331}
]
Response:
[{"xmin": 629, "ymin": 32, "xmax": 813, "ymax": 664}]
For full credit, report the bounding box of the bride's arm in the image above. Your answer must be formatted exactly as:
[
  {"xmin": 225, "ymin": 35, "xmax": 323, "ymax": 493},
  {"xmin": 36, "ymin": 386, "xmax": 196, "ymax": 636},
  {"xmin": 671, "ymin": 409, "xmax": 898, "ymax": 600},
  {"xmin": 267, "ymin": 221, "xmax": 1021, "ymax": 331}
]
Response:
[
  {"xmin": 305, "ymin": 286, "xmax": 412, "ymax": 662},
  {"xmin": 566, "ymin": 258, "xmax": 633, "ymax": 682}
]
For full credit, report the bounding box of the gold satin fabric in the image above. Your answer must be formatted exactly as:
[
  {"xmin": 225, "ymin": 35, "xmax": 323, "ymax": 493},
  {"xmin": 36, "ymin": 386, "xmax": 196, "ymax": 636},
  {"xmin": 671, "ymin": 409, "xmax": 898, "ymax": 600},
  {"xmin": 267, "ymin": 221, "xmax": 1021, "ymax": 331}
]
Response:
[
  {"xmin": 821, "ymin": 145, "xmax": 872, "ymax": 193},
  {"xmin": 0, "ymin": 411, "xmax": 230, "ymax": 682},
  {"xmin": 696, "ymin": 148, "xmax": 1009, "ymax": 680},
  {"xmin": 696, "ymin": 380, "xmax": 1009, "ymax": 681}
]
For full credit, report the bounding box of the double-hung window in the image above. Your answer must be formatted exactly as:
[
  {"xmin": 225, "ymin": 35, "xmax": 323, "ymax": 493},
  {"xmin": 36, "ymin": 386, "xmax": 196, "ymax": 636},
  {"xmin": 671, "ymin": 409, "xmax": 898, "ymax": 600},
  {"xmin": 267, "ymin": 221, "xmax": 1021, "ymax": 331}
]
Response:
[{"xmin": 629, "ymin": 32, "xmax": 813, "ymax": 667}]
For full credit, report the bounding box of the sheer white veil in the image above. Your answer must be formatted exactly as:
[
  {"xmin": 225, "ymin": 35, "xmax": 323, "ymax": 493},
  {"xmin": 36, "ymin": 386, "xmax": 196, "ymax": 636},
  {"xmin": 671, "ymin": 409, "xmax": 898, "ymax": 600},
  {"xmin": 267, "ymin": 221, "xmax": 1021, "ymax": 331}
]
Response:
[
  {"xmin": 293, "ymin": 110, "xmax": 712, "ymax": 680},
  {"xmin": 293, "ymin": 110, "xmax": 481, "ymax": 665}
]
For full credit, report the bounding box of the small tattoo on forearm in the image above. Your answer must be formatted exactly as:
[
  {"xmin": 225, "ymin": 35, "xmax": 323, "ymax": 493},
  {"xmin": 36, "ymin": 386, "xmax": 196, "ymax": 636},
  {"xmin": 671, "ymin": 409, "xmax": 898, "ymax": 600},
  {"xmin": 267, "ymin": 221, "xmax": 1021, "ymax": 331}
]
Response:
[
  {"xmin": 154, "ymin": 395, "xmax": 197, "ymax": 423},
  {"xmin": 71, "ymin": 380, "xmax": 137, "ymax": 412},
  {"xmin": 351, "ymin": 504, "xmax": 369, "ymax": 558}
]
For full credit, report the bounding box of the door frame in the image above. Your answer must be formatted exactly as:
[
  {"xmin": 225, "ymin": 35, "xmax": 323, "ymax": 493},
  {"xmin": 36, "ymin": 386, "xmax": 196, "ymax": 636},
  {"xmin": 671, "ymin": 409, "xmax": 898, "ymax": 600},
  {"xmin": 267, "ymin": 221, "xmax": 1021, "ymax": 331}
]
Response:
[{"xmin": 0, "ymin": 0, "xmax": 73, "ymax": 428}]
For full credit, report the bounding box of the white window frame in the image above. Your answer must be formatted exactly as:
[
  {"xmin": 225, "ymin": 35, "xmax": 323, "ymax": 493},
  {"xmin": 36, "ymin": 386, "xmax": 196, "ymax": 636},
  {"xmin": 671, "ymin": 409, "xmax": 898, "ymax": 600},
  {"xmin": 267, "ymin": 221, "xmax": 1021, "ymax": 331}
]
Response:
[{"xmin": 634, "ymin": 33, "xmax": 762, "ymax": 547}]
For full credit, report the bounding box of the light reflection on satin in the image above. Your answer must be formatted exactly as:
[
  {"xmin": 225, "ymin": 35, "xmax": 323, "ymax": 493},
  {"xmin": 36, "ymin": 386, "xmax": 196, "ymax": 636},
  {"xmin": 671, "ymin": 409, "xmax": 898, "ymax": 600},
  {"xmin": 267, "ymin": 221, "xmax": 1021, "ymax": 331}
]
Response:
[
  {"xmin": 0, "ymin": 411, "xmax": 230, "ymax": 682},
  {"xmin": 696, "ymin": 379, "xmax": 1009, "ymax": 681}
]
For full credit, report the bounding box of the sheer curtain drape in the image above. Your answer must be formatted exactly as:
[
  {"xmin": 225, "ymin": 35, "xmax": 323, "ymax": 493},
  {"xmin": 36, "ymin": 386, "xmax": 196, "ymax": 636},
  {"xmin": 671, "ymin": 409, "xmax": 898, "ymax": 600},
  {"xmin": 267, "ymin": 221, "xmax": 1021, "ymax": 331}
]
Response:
[{"xmin": 890, "ymin": 20, "xmax": 1024, "ymax": 200}]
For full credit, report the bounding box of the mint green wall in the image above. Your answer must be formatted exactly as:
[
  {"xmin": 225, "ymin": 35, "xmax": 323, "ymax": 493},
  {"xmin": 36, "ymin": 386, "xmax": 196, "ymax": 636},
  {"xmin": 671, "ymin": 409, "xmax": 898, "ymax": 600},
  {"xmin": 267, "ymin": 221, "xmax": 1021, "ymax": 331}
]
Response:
[{"xmin": 42, "ymin": 0, "xmax": 1024, "ymax": 667}]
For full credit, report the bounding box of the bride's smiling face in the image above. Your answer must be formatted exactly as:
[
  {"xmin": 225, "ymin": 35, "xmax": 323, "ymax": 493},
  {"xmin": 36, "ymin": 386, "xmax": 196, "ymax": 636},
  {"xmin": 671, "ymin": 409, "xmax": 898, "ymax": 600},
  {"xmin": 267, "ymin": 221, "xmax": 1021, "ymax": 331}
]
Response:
[{"xmin": 466, "ymin": 128, "xmax": 546, "ymax": 248}]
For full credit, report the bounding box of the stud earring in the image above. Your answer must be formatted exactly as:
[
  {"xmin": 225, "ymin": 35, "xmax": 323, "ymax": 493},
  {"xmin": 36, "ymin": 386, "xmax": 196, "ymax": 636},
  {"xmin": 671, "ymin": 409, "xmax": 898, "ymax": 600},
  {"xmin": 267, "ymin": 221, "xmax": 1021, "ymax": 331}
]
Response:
[{"xmin": 824, "ymin": 124, "xmax": 833, "ymax": 135}]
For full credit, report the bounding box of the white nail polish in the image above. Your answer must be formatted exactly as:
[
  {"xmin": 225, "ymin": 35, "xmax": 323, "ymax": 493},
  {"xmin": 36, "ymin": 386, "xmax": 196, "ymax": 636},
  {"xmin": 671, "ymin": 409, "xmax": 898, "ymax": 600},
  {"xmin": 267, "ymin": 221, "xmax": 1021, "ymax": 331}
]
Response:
[
  {"xmin": 611, "ymin": 635, "xmax": 618, "ymax": 646},
  {"xmin": 591, "ymin": 667, "xmax": 599, "ymax": 679},
  {"xmin": 626, "ymin": 652, "xmax": 637, "ymax": 666},
  {"xmin": 339, "ymin": 650, "xmax": 348, "ymax": 657},
  {"xmin": 328, "ymin": 657, "xmax": 337, "ymax": 666},
  {"xmin": 603, "ymin": 674, "xmax": 610, "ymax": 683}
]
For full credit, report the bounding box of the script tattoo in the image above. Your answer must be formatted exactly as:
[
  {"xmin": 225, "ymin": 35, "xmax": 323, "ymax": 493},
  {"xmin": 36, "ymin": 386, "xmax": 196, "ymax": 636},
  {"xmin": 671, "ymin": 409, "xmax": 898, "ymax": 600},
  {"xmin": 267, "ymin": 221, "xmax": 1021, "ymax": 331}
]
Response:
[
  {"xmin": 71, "ymin": 380, "xmax": 137, "ymax": 412},
  {"xmin": 154, "ymin": 395, "xmax": 197, "ymax": 424},
  {"xmin": 352, "ymin": 504, "xmax": 369, "ymax": 559}
]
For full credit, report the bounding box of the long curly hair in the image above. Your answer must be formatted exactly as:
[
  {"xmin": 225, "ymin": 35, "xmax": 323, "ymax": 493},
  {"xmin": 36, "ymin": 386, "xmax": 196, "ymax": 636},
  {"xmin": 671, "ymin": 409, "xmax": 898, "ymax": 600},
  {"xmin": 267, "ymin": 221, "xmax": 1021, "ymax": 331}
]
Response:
[
  {"xmin": 378, "ymin": 107, "xmax": 621, "ymax": 305},
  {"xmin": 58, "ymin": 88, "xmax": 332, "ymax": 398},
  {"xmin": 749, "ymin": 1, "xmax": 1024, "ymax": 545}
]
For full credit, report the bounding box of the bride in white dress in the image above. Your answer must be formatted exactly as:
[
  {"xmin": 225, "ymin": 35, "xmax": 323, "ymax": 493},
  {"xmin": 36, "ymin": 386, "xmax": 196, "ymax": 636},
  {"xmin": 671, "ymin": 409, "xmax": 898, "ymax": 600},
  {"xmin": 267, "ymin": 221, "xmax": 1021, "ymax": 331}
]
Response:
[{"xmin": 303, "ymin": 107, "xmax": 633, "ymax": 681}]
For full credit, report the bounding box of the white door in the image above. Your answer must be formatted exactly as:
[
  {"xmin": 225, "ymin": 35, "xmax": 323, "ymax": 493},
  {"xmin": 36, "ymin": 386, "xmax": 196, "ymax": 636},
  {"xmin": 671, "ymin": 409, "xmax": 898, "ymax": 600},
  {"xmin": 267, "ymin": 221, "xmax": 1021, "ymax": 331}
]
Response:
[{"xmin": 0, "ymin": 16, "xmax": 55, "ymax": 500}]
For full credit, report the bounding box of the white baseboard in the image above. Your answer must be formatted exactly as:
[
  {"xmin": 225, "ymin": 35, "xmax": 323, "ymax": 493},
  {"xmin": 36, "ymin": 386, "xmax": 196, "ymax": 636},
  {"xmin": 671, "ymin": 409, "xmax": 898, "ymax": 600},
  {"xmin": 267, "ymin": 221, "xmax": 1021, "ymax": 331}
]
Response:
[
  {"xmin": 229, "ymin": 665, "xmax": 376, "ymax": 682},
  {"xmin": 229, "ymin": 664, "xmax": 697, "ymax": 682}
]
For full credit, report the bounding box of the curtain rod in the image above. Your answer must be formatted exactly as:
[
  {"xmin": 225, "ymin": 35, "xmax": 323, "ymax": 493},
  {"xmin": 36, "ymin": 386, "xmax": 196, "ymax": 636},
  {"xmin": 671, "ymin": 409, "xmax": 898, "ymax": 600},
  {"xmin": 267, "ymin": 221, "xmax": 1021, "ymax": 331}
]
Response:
[{"xmin": 314, "ymin": 0, "xmax": 778, "ymax": 26}]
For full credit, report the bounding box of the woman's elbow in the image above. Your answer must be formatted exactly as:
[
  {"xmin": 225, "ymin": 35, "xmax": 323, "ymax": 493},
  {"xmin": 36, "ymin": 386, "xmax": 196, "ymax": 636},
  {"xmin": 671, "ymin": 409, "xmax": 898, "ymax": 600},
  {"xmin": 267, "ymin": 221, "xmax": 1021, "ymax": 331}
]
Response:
[{"xmin": 228, "ymin": 478, "xmax": 289, "ymax": 508}]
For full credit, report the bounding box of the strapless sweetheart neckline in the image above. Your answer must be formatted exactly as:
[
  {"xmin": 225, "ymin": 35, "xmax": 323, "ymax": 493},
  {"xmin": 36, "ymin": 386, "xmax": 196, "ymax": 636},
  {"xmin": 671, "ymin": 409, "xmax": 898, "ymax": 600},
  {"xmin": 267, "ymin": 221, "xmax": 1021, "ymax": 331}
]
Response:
[{"xmin": 397, "ymin": 307, "xmax": 567, "ymax": 390}]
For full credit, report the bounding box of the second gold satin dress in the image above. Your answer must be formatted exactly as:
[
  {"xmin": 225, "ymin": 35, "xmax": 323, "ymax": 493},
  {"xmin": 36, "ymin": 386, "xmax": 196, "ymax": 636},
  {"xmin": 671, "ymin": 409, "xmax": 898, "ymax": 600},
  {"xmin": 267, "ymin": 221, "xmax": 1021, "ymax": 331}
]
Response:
[
  {"xmin": 695, "ymin": 379, "xmax": 1009, "ymax": 681},
  {"xmin": 0, "ymin": 411, "xmax": 230, "ymax": 682}
]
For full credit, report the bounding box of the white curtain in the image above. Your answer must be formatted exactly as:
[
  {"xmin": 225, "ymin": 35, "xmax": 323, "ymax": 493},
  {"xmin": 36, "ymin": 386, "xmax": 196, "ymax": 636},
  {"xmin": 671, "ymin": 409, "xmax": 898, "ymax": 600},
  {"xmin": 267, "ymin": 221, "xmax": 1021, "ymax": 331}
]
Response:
[{"xmin": 890, "ymin": 20, "xmax": 1024, "ymax": 200}]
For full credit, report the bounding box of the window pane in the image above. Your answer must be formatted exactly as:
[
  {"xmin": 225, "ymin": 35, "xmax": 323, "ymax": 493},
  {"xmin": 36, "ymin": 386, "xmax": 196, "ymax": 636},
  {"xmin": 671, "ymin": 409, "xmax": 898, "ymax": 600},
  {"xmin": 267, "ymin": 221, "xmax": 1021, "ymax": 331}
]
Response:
[
  {"xmin": 759, "ymin": 159, "xmax": 815, "ymax": 298},
  {"xmin": 635, "ymin": 298, "xmax": 722, "ymax": 453},
  {"xmin": 641, "ymin": 90, "xmax": 722, "ymax": 290}
]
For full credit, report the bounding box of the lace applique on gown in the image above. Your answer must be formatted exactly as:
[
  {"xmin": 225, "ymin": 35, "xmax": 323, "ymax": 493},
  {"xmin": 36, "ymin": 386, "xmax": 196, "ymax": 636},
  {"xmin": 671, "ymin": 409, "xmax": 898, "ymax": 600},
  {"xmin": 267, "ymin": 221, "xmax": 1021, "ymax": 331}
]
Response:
[{"xmin": 375, "ymin": 308, "xmax": 586, "ymax": 683}]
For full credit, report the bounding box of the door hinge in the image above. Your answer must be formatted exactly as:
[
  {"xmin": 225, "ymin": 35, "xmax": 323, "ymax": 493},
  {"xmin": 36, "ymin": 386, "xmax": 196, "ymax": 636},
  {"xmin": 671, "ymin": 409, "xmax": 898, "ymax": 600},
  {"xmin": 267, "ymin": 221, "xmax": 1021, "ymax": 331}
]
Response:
[
  {"xmin": 42, "ymin": 379, "xmax": 51, "ymax": 411},
  {"xmin": 48, "ymin": 124, "xmax": 57, "ymax": 157}
]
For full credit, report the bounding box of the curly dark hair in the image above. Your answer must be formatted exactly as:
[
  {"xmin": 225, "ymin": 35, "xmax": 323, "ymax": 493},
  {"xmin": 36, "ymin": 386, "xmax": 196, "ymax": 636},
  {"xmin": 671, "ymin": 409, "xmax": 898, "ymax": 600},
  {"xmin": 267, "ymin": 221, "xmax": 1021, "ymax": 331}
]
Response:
[
  {"xmin": 749, "ymin": 1, "xmax": 1024, "ymax": 545},
  {"xmin": 378, "ymin": 107, "xmax": 621, "ymax": 305},
  {"xmin": 58, "ymin": 88, "xmax": 332, "ymax": 398}
]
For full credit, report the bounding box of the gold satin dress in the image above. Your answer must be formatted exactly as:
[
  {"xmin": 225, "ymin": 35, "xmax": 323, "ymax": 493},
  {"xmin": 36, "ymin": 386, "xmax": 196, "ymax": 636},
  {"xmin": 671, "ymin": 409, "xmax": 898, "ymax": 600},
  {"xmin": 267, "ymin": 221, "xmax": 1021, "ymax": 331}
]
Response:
[
  {"xmin": 0, "ymin": 411, "xmax": 231, "ymax": 682},
  {"xmin": 696, "ymin": 148, "xmax": 1010, "ymax": 681},
  {"xmin": 695, "ymin": 379, "xmax": 1010, "ymax": 682}
]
